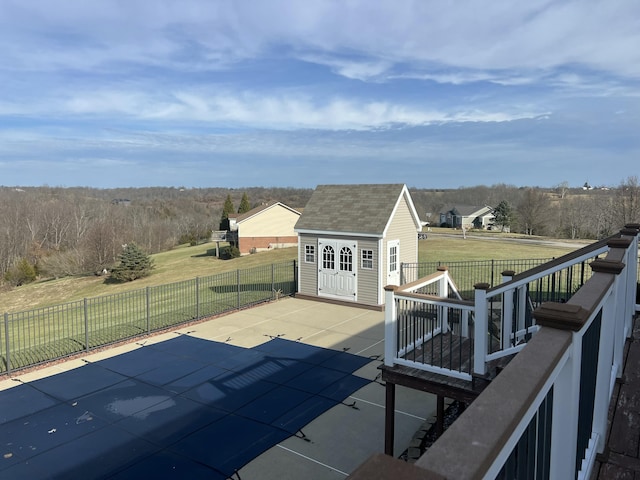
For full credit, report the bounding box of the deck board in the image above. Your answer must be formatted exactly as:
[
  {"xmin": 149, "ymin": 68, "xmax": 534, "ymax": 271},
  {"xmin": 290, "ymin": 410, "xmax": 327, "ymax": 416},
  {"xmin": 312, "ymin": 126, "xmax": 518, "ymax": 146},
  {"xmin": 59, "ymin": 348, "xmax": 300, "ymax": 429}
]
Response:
[
  {"xmin": 594, "ymin": 315, "xmax": 640, "ymax": 479},
  {"xmin": 400, "ymin": 332, "xmax": 474, "ymax": 375}
]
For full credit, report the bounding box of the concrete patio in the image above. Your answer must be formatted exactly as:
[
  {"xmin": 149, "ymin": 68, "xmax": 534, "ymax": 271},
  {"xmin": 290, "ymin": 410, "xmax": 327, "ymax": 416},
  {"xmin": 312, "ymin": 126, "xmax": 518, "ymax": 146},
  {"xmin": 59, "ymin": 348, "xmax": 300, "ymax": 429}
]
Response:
[{"xmin": 0, "ymin": 297, "xmax": 437, "ymax": 479}]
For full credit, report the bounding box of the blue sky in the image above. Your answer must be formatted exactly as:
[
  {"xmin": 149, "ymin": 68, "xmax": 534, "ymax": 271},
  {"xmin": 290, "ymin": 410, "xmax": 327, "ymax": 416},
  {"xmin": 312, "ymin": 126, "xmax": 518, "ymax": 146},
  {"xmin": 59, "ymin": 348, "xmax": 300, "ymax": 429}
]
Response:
[{"xmin": 0, "ymin": 1, "xmax": 638, "ymax": 189}]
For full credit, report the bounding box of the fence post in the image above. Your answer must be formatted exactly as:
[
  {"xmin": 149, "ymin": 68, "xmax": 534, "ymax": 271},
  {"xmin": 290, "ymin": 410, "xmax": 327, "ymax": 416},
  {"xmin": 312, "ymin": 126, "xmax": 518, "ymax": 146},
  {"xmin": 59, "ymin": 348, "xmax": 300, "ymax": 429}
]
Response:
[
  {"xmin": 237, "ymin": 269, "xmax": 241, "ymax": 309},
  {"xmin": 195, "ymin": 277, "xmax": 200, "ymax": 320},
  {"xmin": 4, "ymin": 312, "xmax": 10, "ymax": 375},
  {"xmin": 271, "ymin": 263, "xmax": 275, "ymax": 300},
  {"xmin": 473, "ymin": 283, "xmax": 490, "ymax": 375},
  {"xmin": 84, "ymin": 298, "xmax": 89, "ymax": 351},
  {"xmin": 490, "ymin": 259, "xmax": 495, "ymax": 286},
  {"xmin": 146, "ymin": 286, "xmax": 150, "ymax": 333},
  {"xmin": 293, "ymin": 260, "xmax": 298, "ymax": 294},
  {"xmin": 501, "ymin": 270, "xmax": 515, "ymax": 350},
  {"xmin": 384, "ymin": 286, "xmax": 398, "ymax": 367}
]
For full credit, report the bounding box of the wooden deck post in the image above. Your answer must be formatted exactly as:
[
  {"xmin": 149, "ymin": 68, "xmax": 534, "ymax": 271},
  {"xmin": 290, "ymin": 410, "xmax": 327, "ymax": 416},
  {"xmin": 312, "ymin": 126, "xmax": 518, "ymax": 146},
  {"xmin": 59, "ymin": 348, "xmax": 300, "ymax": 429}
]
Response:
[
  {"xmin": 385, "ymin": 381, "xmax": 396, "ymax": 456},
  {"xmin": 436, "ymin": 395, "xmax": 445, "ymax": 436}
]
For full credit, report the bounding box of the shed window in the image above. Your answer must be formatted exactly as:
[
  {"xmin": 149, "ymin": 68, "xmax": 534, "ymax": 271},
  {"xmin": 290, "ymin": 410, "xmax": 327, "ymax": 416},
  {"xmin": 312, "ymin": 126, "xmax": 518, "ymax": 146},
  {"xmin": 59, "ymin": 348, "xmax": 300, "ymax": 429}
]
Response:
[
  {"xmin": 389, "ymin": 245, "xmax": 398, "ymax": 273},
  {"xmin": 322, "ymin": 245, "xmax": 335, "ymax": 269},
  {"xmin": 361, "ymin": 249, "xmax": 373, "ymax": 269},
  {"xmin": 340, "ymin": 246, "xmax": 353, "ymax": 272},
  {"xmin": 305, "ymin": 245, "xmax": 315, "ymax": 263}
]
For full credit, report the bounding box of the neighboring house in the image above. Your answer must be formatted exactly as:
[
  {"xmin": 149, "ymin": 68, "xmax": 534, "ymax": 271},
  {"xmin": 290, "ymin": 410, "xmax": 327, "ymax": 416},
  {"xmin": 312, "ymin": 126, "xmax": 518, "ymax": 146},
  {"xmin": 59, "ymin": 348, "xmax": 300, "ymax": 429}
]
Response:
[
  {"xmin": 294, "ymin": 184, "xmax": 421, "ymax": 309},
  {"xmin": 439, "ymin": 205, "xmax": 495, "ymax": 230},
  {"xmin": 228, "ymin": 201, "xmax": 301, "ymax": 255}
]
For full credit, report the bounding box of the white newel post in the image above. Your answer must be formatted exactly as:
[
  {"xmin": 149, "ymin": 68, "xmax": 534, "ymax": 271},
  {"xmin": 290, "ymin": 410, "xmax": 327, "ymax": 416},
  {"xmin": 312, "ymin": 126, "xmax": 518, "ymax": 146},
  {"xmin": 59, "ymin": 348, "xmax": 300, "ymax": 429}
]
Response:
[
  {"xmin": 473, "ymin": 283, "xmax": 490, "ymax": 376},
  {"xmin": 549, "ymin": 340, "xmax": 580, "ymax": 479},
  {"xmin": 593, "ymin": 287, "xmax": 617, "ymax": 453},
  {"xmin": 384, "ymin": 285, "xmax": 398, "ymax": 367},
  {"xmin": 437, "ymin": 267, "xmax": 449, "ymax": 333},
  {"xmin": 589, "ymin": 252, "xmax": 627, "ymax": 425},
  {"xmin": 501, "ymin": 270, "xmax": 515, "ymax": 350},
  {"xmin": 622, "ymin": 225, "xmax": 639, "ymax": 332},
  {"xmin": 534, "ymin": 302, "xmax": 583, "ymax": 479}
]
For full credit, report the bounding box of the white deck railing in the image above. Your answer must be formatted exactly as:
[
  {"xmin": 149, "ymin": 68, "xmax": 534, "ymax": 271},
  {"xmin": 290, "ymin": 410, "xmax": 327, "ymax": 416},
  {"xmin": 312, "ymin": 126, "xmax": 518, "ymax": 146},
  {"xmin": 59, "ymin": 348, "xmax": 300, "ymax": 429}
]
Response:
[
  {"xmin": 385, "ymin": 231, "xmax": 636, "ymax": 380},
  {"xmin": 384, "ymin": 268, "xmax": 475, "ymax": 380}
]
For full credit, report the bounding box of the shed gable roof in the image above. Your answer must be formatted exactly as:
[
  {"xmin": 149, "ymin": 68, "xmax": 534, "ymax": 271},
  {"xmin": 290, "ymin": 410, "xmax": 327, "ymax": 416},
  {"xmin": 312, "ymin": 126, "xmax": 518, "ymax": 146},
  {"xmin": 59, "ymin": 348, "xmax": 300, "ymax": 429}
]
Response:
[{"xmin": 295, "ymin": 184, "xmax": 420, "ymax": 236}]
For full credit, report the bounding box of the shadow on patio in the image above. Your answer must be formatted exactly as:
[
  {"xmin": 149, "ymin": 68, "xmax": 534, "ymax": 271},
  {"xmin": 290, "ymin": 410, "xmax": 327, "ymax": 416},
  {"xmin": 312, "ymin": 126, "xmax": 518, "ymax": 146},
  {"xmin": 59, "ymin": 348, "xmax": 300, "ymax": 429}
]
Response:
[{"xmin": 0, "ymin": 298, "xmax": 436, "ymax": 479}]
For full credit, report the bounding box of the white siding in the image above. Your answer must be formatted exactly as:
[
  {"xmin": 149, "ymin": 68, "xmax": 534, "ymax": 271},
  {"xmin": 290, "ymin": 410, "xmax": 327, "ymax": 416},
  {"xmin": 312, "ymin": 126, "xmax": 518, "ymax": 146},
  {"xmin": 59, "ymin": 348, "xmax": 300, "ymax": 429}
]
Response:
[{"xmin": 384, "ymin": 195, "xmax": 419, "ymax": 283}]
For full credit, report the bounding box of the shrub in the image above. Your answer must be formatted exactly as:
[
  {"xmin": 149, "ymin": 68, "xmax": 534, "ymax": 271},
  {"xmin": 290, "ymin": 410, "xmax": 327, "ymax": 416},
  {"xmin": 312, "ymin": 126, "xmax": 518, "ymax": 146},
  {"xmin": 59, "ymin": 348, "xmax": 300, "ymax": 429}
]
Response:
[
  {"xmin": 4, "ymin": 258, "xmax": 37, "ymax": 286},
  {"xmin": 220, "ymin": 245, "xmax": 241, "ymax": 260},
  {"xmin": 39, "ymin": 249, "xmax": 85, "ymax": 278}
]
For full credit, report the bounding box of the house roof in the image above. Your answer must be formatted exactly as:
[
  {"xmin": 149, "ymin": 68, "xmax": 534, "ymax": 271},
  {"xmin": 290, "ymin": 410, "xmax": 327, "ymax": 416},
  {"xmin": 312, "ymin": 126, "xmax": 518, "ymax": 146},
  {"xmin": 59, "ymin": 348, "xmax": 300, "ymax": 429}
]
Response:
[
  {"xmin": 230, "ymin": 201, "xmax": 301, "ymax": 224},
  {"xmin": 294, "ymin": 184, "xmax": 421, "ymax": 237},
  {"xmin": 443, "ymin": 205, "xmax": 493, "ymax": 217}
]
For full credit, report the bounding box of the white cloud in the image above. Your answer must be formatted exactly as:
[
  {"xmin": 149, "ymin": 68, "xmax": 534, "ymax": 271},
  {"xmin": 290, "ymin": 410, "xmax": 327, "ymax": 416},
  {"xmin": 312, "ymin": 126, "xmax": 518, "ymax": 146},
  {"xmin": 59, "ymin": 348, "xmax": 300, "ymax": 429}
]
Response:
[{"xmin": 53, "ymin": 88, "xmax": 544, "ymax": 130}]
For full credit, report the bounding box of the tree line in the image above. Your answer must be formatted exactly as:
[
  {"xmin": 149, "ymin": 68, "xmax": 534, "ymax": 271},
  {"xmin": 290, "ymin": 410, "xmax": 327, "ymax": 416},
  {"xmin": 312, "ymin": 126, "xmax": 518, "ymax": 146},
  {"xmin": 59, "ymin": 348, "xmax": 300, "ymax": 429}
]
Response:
[
  {"xmin": 0, "ymin": 186, "xmax": 312, "ymax": 285},
  {"xmin": 411, "ymin": 177, "xmax": 639, "ymax": 238},
  {"xmin": 1, "ymin": 178, "xmax": 638, "ymax": 286}
]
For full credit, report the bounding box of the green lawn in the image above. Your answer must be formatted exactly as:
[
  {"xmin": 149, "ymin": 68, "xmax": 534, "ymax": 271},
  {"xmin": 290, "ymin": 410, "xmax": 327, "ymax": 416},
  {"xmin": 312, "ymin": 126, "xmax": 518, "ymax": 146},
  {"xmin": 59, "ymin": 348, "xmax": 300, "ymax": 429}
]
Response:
[
  {"xmin": 0, "ymin": 243, "xmax": 298, "ymax": 314},
  {"xmin": 419, "ymin": 234, "xmax": 579, "ymax": 263}
]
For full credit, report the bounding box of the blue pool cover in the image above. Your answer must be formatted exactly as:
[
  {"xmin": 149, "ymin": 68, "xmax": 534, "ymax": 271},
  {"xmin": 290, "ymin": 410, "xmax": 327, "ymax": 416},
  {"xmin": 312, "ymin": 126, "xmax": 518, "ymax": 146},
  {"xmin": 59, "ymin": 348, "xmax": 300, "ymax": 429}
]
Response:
[{"xmin": 0, "ymin": 336, "xmax": 373, "ymax": 479}]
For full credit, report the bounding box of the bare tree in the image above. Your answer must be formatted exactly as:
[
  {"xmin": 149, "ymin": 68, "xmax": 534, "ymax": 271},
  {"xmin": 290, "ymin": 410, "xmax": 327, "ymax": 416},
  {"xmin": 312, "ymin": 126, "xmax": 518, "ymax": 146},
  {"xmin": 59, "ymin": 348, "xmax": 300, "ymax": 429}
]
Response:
[
  {"xmin": 517, "ymin": 188, "xmax": 550, "ymax": 236},
  {"xmin": 554, "ymin": 181, "xmax": 570, "ymax": 199},
  {"xmin": 614, "ymin": 176, "xmax": 640, "ymax": 227},
  {"xmin": 0, "ymin": 190, "xmax": 31, "ymax": 276},
  {"xmin": 587, "ymin": 195, "xmax": 616, "ymax": 239},
  {"xmin": 558, "ymin": 197, "xmax": 590, "ymax": 239}
]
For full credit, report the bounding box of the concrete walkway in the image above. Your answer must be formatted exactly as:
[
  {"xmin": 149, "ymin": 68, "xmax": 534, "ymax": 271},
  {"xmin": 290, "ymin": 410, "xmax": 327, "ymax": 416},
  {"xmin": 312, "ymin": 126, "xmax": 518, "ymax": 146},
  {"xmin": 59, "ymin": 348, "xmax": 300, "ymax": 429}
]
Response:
[{"xmin": 0, "ymin": 297, "xmax": 436, "ymax": 479}]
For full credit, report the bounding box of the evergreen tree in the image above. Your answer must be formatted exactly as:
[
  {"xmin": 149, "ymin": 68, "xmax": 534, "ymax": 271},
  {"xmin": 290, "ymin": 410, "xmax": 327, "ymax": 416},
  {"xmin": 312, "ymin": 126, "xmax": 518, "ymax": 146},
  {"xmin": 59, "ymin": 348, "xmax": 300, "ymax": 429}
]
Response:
[
  {"xmin": 238, "ymin": 193, "xmax": 251, "ymax": 214},
  {"xmin": 493, "ymin": 200, "xmax": 514, "ymax": 232},
  {"xmin": 110, "ymin": 243, "xmax": 154, "ymax": 282},
  {"xmin": 219, "ymin": 194, "xmax": 235, "ymax": 230}
]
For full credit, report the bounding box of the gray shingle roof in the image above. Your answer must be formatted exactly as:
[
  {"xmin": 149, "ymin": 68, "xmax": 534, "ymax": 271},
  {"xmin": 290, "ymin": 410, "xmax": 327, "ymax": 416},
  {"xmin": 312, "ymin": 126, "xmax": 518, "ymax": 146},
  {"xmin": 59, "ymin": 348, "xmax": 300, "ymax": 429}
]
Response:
[
  {"xmin": 294, "ymin": 184, "xmax": 409, "ymax": 235},
  {"xmin": 449, "ymin": 205, "xmax": 492, "ymax": 216}
]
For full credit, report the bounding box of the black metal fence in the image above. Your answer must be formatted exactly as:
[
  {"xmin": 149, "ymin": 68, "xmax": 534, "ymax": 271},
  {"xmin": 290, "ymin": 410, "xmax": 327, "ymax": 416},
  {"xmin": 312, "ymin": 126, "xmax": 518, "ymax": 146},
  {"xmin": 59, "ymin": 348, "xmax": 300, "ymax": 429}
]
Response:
[
  {"xmin": 1, "ymin": 261, "xmax": 297, "ymax": 374},
  {"xmin": 401, "ymin": 259, "xmax": 557, "ymax": 299}
]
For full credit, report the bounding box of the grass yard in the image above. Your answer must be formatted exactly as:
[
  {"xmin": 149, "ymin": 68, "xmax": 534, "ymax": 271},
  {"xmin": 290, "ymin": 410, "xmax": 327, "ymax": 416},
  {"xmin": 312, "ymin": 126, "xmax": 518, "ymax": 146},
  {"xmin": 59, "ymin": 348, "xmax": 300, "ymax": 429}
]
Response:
[
  {"xmin": 0, "ymin": 243, "xmax": 298, "ymax": 314},
  {"xmin": 0, "ymin": 234, "xmax": 587, "ymax": 314},
  {"xmin": 419, "ymin": 233, "xmax": 582, "ymax": 263}
]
